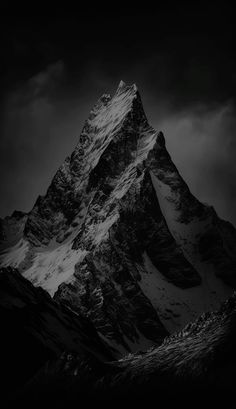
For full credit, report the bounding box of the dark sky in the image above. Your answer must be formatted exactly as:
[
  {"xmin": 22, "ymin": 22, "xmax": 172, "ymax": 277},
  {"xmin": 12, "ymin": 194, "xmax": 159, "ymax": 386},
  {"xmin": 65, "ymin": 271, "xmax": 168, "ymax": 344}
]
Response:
[{"xmin": 1, "ymin": 3, "xmax": 236, "ymax": 224}]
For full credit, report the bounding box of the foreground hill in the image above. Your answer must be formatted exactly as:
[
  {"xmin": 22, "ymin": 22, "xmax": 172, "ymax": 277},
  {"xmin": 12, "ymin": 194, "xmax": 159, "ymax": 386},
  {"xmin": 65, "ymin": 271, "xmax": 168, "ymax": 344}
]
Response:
[{"xmin": 3, "ymin": 267, "xmax": 236, "ymax": 409}]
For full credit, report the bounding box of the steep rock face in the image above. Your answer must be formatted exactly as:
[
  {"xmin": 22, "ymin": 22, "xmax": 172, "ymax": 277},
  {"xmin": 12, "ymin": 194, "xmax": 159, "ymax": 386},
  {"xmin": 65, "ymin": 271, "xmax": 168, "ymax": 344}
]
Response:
[
  {"xmin": 0, "ymin": 81, "xmax": 235, "ymax": 353},
  {"xmin": 24, "ymin": 83, "xmax": 147, "ymax": 245},
  {"xmin": 147, "ymin": 135, "xmax": 236, "ymax": 286},
  {"xmin": 0, "ymin": 210, "xmax": 27, "ymax": 250}
]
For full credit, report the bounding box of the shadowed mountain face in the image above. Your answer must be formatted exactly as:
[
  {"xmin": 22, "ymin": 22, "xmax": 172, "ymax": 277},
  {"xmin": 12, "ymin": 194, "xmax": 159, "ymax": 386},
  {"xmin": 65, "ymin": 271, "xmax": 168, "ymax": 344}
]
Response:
[
  {"xmin": 0, "ymin": 267, "xmax": 114, "ymax": 406},
  {"xmin": 0, "ymin": 81, "xmax": 236, "ymax": 354},
  {"xmin": 37, "ymin": 294, "xmax": 236, "ymax": 408}
]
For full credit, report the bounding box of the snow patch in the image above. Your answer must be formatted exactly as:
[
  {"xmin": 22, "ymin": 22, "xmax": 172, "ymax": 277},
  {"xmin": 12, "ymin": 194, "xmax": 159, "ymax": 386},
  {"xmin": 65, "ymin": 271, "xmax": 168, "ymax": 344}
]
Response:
[
  {"xmin": 23, "ymin": 243, "xmax": 87, "ymax": 296},
  {"xmin": 0, "ymin": 239, "xmax": 29, "ymax": 268},
  {"xmin": 139, "ymin": 252, "xmax": 232, "ymax": 333}
]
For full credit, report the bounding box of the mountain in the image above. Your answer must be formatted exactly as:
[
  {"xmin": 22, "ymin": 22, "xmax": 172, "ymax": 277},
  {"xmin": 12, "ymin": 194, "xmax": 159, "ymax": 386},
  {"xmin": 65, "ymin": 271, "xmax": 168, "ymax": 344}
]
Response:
[{"xmin": 1, "ymin": 80, "xmax": 236, "ymax": 354}]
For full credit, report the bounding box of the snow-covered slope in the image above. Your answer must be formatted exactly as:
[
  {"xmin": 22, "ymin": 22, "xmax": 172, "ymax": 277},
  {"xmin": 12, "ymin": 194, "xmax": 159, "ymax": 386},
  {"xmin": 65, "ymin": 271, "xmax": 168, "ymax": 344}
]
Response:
[{"xmin": 0, "ymin": 81, "xmax": 236, "ymax": 353}]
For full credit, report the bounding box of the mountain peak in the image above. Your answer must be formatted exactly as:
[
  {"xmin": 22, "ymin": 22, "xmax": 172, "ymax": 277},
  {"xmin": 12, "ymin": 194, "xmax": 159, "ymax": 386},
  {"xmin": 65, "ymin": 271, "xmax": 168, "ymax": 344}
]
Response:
[
  {"xmin": 116, "ymin": 80, "xmax": 138, "ymax": 95},
  {"xmin": 118, "ymin": 79, "xmax": 126, "ymax": 89},
  {"xmin": 79, "ymin": 81, "xmax": 144, "ymax": 144}
]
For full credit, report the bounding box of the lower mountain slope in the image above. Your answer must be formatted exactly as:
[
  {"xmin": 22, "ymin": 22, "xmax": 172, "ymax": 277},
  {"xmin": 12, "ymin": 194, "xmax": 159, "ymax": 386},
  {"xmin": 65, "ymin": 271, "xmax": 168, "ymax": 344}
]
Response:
[
  {"xmin": 0, "ymin": 267, "xmax": 114, "ymax": 406},
  {"xmin": 9, "ymin": 290, "xmax": 236, "ymax": 409}
]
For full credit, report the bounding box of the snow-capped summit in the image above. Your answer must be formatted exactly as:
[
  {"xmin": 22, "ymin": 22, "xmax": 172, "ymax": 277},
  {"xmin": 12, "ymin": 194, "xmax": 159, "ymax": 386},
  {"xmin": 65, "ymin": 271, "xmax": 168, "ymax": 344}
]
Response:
[
  {"xmin": 118, "ymin": 79, "xmax": 126, "ymax": 88},
  {"xmin": 1, "ymin": 82, "xmax": 236, "ymax": 354},
  {"xmin": 117, "ymin": 79, "xmax": 138, "ymax": 93}
]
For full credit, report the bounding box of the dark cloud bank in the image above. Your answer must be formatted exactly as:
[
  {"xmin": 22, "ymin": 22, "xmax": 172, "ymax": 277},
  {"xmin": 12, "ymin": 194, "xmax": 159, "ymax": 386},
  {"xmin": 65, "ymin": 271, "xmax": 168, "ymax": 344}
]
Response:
[{"xmin": 0, "ymin": 4, "xmax": 236, "ymax": 225}]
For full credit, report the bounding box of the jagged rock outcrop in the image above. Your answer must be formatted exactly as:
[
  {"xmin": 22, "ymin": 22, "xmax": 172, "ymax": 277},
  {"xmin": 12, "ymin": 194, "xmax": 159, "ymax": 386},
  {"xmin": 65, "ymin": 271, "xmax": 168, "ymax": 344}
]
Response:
[
  {"xmin": 0, "ymin": 210, "xmax": 27, "ymax": 250},
  {"xmin": 0, "ymin": 81, "xmax": 236, "ymax": 353}
]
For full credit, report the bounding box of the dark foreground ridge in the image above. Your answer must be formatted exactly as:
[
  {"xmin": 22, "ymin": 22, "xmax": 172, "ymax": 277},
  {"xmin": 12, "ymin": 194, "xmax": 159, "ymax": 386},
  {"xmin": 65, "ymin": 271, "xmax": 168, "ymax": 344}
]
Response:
[
  {"xmin": 1, "ymin": 267, "xmax": 236, "ymax": 409},
  {"xmin": 0, "ymin": 267, "xmax": 114, "ymax": 406}
]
